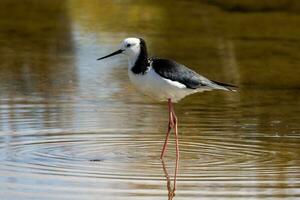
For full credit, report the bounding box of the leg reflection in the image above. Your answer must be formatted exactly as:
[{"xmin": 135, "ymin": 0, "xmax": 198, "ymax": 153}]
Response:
[{"xmin": 161, "ymin": 158, "xmax": 179, "ymax": 200}]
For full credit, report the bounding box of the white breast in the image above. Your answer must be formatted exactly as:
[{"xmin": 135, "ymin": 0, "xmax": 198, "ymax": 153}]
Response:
[{"xmin": 128, "ymin": 67, "xmax": 197, "ymax": 102}]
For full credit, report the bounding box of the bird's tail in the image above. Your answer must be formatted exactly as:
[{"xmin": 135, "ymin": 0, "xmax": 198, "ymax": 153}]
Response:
[{"xmin": 211, "ymin": 80, "xmax": 237, "ymax": 92}]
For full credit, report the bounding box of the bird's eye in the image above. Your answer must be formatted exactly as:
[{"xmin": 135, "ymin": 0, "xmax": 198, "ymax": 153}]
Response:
[{"xmin": 126, "ymin": 44, "xmax": 131, "ymax": 47}]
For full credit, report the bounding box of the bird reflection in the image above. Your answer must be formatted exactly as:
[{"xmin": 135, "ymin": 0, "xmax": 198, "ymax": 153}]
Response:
[{"xmin": 161, "ymin": 158, "xmax": 179, "ymax": 200}]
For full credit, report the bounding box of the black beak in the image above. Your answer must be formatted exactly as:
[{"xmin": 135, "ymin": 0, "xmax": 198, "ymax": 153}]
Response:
[{"xmin": 97, "ymin": 49, "xmax": 123, "ymax": 60}]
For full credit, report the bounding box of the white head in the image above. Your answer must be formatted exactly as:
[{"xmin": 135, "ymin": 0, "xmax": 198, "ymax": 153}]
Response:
[
  {"xmin": 121, "ymin": 38, "xmax": 141, "ymax": 57},
  {"xmin": 97, "ymin": 38, "xmax": 144, "ymax": 67}
]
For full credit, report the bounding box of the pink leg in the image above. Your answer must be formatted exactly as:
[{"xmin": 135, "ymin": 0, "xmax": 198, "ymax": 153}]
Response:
[
  {"xmin": 160, "ymin": 99, "xmax": 180, "ymax": 196},
  {"xmin": 161, "ymin": 159, "xmax": 176, "ymax": 199},
  {"xmin": 171, "ymin": 111, "xmax": 179, "ymax": 159},
  {"xmin": 171, "ymin": 110, "xmax": 179, "ymax": 191},
  {"xmin": 160, "ymin": 98, "xmax": 173, "ymax": 159}
]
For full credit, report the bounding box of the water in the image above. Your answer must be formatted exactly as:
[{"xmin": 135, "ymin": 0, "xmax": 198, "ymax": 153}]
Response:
[{"xmin": 0, "ymin": 0, "xmax": 300, "ymax": 199}]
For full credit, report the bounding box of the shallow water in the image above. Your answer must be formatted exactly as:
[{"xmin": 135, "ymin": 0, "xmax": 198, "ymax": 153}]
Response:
[{"xmin": 0, "ymin": 0, "xmax": 300, "ymax": 199}]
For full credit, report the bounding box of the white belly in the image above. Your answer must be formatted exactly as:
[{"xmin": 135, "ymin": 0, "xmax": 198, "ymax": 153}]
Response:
[{"xmin": 128, "ymin": 67, "xmax": 196, "ymax": 102}]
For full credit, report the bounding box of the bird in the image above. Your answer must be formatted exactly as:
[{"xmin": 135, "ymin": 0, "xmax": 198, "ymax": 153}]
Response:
[{"xmin": 97, "ymin": 37, "xmax": 236, "ymax": 162}]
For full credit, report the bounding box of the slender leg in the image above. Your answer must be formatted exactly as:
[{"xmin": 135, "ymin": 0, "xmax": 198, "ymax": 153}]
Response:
[
  {"xmin": 160, "ymin": 99, "xmax": 180, "ymax": 196},
  {"xmin": 160, "ymin": 98, "xmax": 173, "ymax": 159},
  {"xmin": 161, "ymin": 159, "xmax": 175, "ymax": 200},
  {"xmin": 171, "ymin": 109, "xmax": 179, "ymax": 191}
]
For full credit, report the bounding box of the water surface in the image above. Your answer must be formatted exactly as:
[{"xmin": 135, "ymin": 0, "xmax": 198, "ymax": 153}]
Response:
[{"xmin": 0, "ymin": 0, "xmax": 300, "ymax": 199}]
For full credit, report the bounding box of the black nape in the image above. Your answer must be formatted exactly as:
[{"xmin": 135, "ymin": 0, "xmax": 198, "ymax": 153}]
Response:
[{"xmin": 131, "ymin": 38, "xmax": 150, "ymax": 75}]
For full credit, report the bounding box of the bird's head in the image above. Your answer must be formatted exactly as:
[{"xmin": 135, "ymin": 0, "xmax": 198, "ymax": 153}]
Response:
[
  {"xmin": 121, "ymin": 38, "xmax": 141, "ymax": 56},
  {"xmin": 97, "ymin": 37, "xmax": 143, "ymax": 61}
]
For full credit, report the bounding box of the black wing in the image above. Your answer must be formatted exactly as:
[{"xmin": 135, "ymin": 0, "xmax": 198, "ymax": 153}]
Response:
[
  {"xmin": 210, "ymin": 80, "xmax": 237, "ymax": 88},
  {"xmin": 151, "ymin": 58, "xmax": 211, "ymax": 89},
  {"xmin": 151, "ymin": 58, "xmax": 237, "ymax": 91}
]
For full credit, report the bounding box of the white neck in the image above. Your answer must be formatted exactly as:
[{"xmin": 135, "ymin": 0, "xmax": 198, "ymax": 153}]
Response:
[{"xmin": 127, "ymin": 55, "xmax": 138, "ymax": 68}]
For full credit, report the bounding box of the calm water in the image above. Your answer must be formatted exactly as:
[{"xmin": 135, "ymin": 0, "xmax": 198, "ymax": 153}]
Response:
[{"xmin": 1, "ymin": 0, "xmax": 300, "ymax": 199}]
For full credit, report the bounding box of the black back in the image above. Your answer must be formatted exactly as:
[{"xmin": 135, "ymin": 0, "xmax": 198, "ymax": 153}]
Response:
[{"xmin": 152, "ymin": 58, "xmax": 209, "ymax": 89}]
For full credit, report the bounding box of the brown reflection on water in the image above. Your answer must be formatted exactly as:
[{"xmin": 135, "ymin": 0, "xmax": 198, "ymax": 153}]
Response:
[
  {"xmin": 0, "ymin": 0, "xmax": 77, "ymax": 131},
  {"xmin": 0, "ymin": 0, "xmax": 76, "ymax": 97},
  {"xmin": 0, "ymin": 0, "xmax": 300, "ymax": 200}
]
